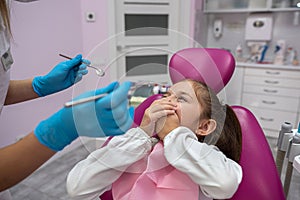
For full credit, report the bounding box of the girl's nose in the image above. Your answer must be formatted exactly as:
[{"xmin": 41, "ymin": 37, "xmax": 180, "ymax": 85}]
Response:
[{"xmin": 167, "ymin": 94, "xmax": 177, "ymax": 102}]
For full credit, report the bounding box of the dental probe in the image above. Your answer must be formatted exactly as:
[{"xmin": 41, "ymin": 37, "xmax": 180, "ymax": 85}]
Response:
[{"xmin": 64, "ymin": 93, "xmax": 107, "ymax": 108}]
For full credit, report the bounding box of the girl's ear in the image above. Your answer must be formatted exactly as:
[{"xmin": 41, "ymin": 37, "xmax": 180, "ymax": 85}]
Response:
[{"xmin": 195, "ymin": 119, "xmax": 217, "ymax": 136}]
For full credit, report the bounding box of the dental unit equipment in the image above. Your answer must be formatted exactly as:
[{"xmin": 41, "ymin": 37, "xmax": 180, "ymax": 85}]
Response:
[
  {"xmin": 275, "ymin": 121, "xmax": 300, "ymax": 198},
  {"xmin": 64, "ymin": 82, "xmax": 168, "ymax": 108},
  {"xmin": 284, "ymin": 122, "xmax": 300, "ymax": 196},
  {"xmin": 276, "ymin": 122, "xmax": 293, "ymax": 175},
  {"xmin": 59, "ymin": 54, "xmax": 105, "ymax": 77}
]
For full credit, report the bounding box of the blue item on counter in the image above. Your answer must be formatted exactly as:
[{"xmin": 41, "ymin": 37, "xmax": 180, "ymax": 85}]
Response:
[
  {"xmin": 275, "ymin": 45, "xmax": 280, "ymax": 53},
  {"xmin": 259, "ymin": 45, "xmax": 268, "ymax": 62}
]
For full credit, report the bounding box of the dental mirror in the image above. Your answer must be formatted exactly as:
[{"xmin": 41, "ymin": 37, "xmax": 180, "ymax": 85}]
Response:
[{"xmin": 59, "ymin": 54, "xmax": 105, "ymax": 77}]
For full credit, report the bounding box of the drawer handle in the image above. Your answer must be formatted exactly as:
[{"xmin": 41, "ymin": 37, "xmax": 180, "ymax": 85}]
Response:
[
  {"xmin": 262, "ymin": 100, "xmax": 276, "ymax": 105},
  {"xmin": 260, "ymin": 117, "xmax": 274, "ymax": 122},
  {"xmin": 264, "ymin": 80, "xmax": 279, "ymax": 84},
  {"xmin": 263, "ymin": 89, "xmax": 278, "ymax": 93},
  {"xmin": 266, "ymin": 71, "xmax": 280, "ymax": 75}
]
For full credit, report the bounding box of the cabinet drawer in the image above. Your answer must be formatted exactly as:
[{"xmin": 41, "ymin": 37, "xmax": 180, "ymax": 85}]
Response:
[
  {"xmin": 242, "ymin": 93, "xmax": 299, "ymax": 112},
  {"xmin": 243, "ymin": 85, "xmax": 300, "ymax": 98},
  {"xmin": 244, "ymin": 75, "xmax": 300, "ymax": 89},
  {"xmin": 246, "ymin": 106, "xmax": 297, "ymax": 132},
  {"xmin": 263, "ymin": 129, "xmax": 280, "ymax": 138},
  {"xmin": 245, "ymin": 68, "xmax": 300, "ymax": 79}
]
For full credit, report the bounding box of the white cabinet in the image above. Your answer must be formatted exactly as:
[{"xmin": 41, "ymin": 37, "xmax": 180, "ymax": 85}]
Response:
[
  {"xmin": 199, "ymin": 0, "xmax": 300, "ymax": 138},
  {"xmin": 226, "ymin": 63, "xmax": 300, "ymax": 138}
]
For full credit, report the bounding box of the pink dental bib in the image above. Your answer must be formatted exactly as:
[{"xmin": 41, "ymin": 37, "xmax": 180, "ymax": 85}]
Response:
[{"xmin": 112, "ymin": 142, "xmax": 199, "ymax": 200}]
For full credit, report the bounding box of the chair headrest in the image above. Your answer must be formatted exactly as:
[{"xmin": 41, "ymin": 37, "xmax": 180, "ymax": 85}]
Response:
[{"xmin": 169, "ymin": 48, "xmax": 235, "ymax": 93}]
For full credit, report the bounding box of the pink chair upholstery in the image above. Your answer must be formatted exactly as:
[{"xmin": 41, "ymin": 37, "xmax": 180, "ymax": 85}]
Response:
[
  {"xmin": 131, "ymin": 94, "xmax": 163, "ymax": 127},
  {"xmin": 169, "ymin": 48, "xmax": 285, "ymax": 200},
  {"xmin": 100, "ymin": 48, "xmax": 285, "ymax": 200},
  {"xmin": 168, "ymin": 48, "xmax": 235, "ymax": 93},
  {"xmin": 230, "ymin": 106, "xmax": 285, "ymax": 200}
]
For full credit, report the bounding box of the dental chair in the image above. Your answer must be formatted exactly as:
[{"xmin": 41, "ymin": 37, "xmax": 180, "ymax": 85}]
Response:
[{"xmin": 100, "ymin": 48, "xmax": 285, "ymax": 200}]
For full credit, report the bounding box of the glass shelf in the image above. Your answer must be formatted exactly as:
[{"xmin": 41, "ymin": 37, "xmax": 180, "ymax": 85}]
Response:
[
  {"xmin": 272, "ymin": 0, "xmax": 300, "ymax": 8},
  {"xmin": 204, "ymin": 0, "xmax": 300, "ymax": 14}
]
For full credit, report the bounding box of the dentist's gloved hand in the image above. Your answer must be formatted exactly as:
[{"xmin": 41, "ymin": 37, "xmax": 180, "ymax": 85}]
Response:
[
  {"xmin": 34, "ymin": 81, "xmax": 134, "ymax": 151},
  {"xmin": 32, "ymin": 54, "xmax": 89, "ymax": 97}
]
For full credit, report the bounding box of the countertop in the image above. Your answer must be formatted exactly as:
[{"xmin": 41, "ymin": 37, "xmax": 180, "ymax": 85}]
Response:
[{"xmin": 236, "ymin": 62, "xmax": 300, "ymax": 70}]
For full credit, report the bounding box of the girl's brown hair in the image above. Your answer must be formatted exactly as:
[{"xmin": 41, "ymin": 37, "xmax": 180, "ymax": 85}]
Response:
[
  {"xmin": 187, "ymin": 79, "xmax": 242, "ymax": 162},
  {"xmin": 0, "ymin": 0, "xmax": 11, "ymax": 35}
]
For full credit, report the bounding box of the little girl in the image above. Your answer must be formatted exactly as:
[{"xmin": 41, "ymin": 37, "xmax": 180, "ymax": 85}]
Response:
[{"xmin": 66, "ymin": 79, "xmax": 243, "ymax": 200}]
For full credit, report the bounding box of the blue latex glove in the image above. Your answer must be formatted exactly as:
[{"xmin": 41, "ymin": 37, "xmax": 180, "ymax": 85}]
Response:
[
  {"xmin": 32, "ymin": 54, "xmax": 89, "ymax": 97},
  {"xmin": 34, "ymin": 81, "xmax": 134, "ymax": 151}
]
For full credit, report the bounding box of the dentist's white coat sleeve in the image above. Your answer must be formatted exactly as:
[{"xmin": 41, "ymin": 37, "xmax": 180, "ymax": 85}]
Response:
[
  {"xmin": 164, "ymin": 127, "xmax": 243, "ymax": 200},
  {"xmin": 66, "ymin": 128, "xmax": 152, "ymax": 200}
]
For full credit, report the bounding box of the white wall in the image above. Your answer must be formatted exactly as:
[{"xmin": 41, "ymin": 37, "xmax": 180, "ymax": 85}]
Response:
[{"xmin": 204, "ymin": 12, "xmax": 300, "ymax": 61}]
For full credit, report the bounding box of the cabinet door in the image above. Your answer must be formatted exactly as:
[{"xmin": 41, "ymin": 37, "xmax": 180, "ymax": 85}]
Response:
[
  {"xmin": 244, "ymin": 67, "xmax": 300, "ymax": 79},
  {"xmin": 242, "ymin": 93, "xmax": 299, "ymax": 112},
  {"xmin": 244, "ymin": 75, "xmax": 300, "ymax": 89},
  {"xmin": 247, "ymin": 106, "xmax": 297, "ymax": 136},
  {"xmin": 244, "ymin": 84, "xmax": 300, "ymax": 97}
]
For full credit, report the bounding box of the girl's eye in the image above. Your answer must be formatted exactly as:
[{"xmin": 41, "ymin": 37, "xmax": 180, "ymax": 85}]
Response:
[{"xmin": 177, "ymin": 96, "xmax": 187, "ymax": 102}]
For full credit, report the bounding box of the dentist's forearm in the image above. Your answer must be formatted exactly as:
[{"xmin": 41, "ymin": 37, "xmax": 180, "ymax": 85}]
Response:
[
  {"xmin": 0, "ymin": 132, "xmax": 55, "ymax": 191},
  {"xmin": 5, "ymin": 79, "xmax": 39, "ymax": 105}
]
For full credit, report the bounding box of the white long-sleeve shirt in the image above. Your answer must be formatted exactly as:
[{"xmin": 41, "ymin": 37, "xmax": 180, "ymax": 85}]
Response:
[{"xmin": 67, "ymin": 127, "xmax": 242, "ymax": 200}]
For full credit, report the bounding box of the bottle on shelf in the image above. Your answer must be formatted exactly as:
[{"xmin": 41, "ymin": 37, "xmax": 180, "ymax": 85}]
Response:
[
  {"xmin": 273, "ymin": 40, "xmax": 286, "ymax": 65},
  {"xmin": 235, "ymin": 44, "xmax": 243, "ymax": 61},
  {"xmin": 152, "ymin": 83, "xmax": 160, "ymax": 95},
  {"xmin": 292, "ymin": 50, "xmax": 299, "ymax": 66},
  {"xmin": 159, "ymin": 85, "xmax": 168, "ymax": 94}
]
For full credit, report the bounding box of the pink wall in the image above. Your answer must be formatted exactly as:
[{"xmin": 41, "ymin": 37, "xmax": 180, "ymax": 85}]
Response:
[
  {"xmin": 0, "ymin": 0, "xmax": 111, "ymax": 148},
  {"xmin": 79, "ymin": 0, "xmax": 111, "ymax": 92},
  {"xmin": 0, "ymin": 0, "xmax": 197, "ymax": 148},
  {"xmin": 80, "ymin": 0, "xmax": 109, "ymax": 56},
  {"xmin": 0, "ymin": 0, "xmax": 84, "ymax": 147}
]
